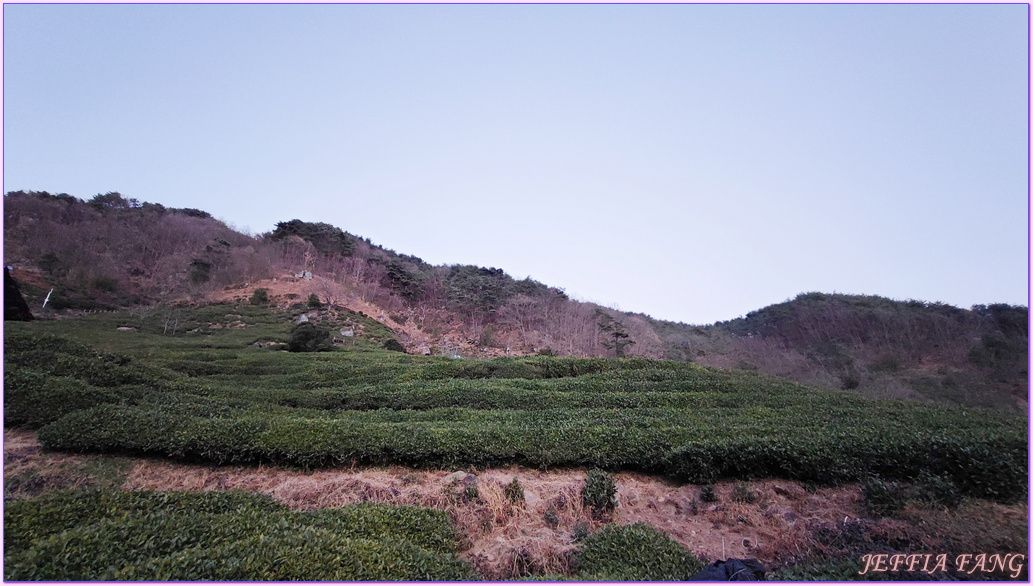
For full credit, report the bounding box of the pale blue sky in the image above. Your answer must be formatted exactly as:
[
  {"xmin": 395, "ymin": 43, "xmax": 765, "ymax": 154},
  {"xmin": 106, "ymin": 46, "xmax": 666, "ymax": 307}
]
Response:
[{"xmin": 3, "ymin": 4, "xmax": 1028, "ymax": 324}]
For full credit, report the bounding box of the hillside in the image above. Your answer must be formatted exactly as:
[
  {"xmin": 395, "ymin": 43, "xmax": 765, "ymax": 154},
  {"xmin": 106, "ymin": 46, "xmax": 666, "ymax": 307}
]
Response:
[
  {"xmin": 3, "ymin": 306, "xmax": 1028, "ymax": 580},
  {"xmin": 4, "ymin": 190, "xmax": 1027, "ymax": 411},
  {"xmin": 3, "ymin": 194, "xmax": 1028, "ymax": 580},
  {"xmin": 650, "ymin": 293, "xmax": 1028, "ymax": 412}
]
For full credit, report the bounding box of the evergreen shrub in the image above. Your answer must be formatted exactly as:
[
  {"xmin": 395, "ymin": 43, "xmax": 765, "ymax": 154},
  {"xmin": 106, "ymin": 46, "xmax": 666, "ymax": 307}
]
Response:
[
  {"xmin": 582, "ymin": 469, "xmax": 616, "ymax": 513},
  {"xmin": 575, "ymin": 523, "xmax": 705, "ymax": 580},
  {"xmin": 287, "ymin": 322, "xmax": 333, "ymax": 353}
]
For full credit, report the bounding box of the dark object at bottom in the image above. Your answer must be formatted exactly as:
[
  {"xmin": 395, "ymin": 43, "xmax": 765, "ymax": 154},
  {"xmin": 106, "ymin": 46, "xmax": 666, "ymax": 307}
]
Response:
[
  {"xmin": 5, "ymin": 267, "xmax": 34, "ymax": 321},
  {"xmin": 689, "ymin": 559, "xmax": 766, "ymax": 581}
]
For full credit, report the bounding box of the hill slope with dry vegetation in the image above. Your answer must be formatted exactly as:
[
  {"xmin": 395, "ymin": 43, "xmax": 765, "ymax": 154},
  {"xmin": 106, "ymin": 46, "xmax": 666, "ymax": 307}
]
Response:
[{"xmin": 4, "ymin": 190, "xmax": 1027, "ymax": 411}]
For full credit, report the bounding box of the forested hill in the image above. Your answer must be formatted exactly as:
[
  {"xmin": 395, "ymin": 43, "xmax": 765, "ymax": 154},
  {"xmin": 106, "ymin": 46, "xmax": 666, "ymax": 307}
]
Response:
[
  {"xmin": 4, "ymin": 190, "xmax": 1027, "ymax": 411},
  {"xmin": 650, "ymin": 293, "xmax": 1027, "ymax": 411}
]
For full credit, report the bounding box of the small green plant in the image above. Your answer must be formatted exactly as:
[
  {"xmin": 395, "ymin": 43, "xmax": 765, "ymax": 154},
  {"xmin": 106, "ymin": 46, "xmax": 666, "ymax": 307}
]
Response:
[
  {"xmin": 307, "ymin": 294, "xmax": 322, "ymax": 308},
  {"xmin": 700, "ymin": 485, "xmax": 717, "ymax": 503},
  {"xmin": 444, "ymin": 478, "xmax": 479, "ymax": 504},
  {"xmin": 582, "ymin": 469, "xmax": 617, "ymax": 514},
  {"xmin": 250, "ymin": 288, "xmax": 269, "ymax": 305},
  {"xmin": 571, "ymin": 521, "xmax": 591, "ymax": 542},
  {"xmin": 731, "ymin": 482, "xmax": 757, "ymax": 504},
  {"xmin": 543, "ymin": 506, "xmax": 559, "ymax": 528},
  {"xmin": 504, "ymin": 477, "xmax": 525, "ymax": 505}
]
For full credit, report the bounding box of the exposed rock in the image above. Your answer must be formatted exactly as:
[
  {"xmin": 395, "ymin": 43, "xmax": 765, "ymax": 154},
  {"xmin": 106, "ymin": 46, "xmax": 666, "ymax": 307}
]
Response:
[
  {"xmin": 772, "ymin": 483, "xmax": 806, "ymax": 500},
  {"xmin": 116, "ymin": 326, "xmax": 137, "ymax": 332},
  {"xmin": 445, "ymin": 471, "xmax": 477, "ymax": 486},
  {"xmin": 4, "ymin": 267, "xmax": 33, "ymax": 321}
]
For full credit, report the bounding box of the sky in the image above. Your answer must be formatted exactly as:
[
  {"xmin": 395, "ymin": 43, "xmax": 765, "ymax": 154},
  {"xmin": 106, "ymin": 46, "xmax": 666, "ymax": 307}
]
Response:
[{"xmin": 3, "ymin": 4, "xmax": 1029, "ymax": 325}]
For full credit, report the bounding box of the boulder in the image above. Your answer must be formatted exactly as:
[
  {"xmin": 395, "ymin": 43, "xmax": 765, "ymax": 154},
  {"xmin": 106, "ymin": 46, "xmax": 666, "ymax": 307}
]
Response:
[
  {"xmin": 445, "ymin": 471, "xmax": 477, "ymax": 486},
  {"xmin": 4, "ymin": 267, "xmax": 33, "ymax": 321}
]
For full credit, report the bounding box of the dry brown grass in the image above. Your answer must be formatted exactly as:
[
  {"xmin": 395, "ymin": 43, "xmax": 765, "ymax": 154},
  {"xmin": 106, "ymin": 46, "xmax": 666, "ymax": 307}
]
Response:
[
  {"xmin": 5, "ymin": 431, "xmax": 1027, "ymax": 579},
  {"xmin": 4, "ymin": 429, "xmax": 132, "ymax": 498}
]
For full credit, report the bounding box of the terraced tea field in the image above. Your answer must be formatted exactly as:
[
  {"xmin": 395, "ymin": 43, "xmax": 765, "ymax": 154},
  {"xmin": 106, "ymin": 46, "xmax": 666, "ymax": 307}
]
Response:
[{"xmin": 4, "ymin": 304, "xmax": 1027, "ymax": 580}]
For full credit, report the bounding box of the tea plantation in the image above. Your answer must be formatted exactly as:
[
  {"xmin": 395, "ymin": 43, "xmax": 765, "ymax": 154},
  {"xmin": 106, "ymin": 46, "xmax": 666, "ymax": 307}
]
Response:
[
  {"xmin": 6, "ymin": 305, "xmax": 1024, "ymax": 502},
  {"xmin": 3, "ymin": 489, "xmax": 473, "ymax": 580},
  {"xmin": 3, "ymin": 304, "xmax": 1028, "ymax": 579},
  {"xmin": 5, "ymin": 304, "xmax": 1027, "ymax": 499}
]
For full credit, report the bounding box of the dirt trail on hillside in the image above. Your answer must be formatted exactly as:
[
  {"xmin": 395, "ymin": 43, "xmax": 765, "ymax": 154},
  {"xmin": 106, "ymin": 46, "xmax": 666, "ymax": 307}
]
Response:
[{"xmin": 5, "ymin": 430, "xmax": 1027, "ymax": 579}]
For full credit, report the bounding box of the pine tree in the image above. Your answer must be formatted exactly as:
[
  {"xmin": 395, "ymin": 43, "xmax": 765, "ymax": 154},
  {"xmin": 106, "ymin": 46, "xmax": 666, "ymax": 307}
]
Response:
[{"xmin": 597, "ymin": 310, "xmax": 635, "ymax": 358}]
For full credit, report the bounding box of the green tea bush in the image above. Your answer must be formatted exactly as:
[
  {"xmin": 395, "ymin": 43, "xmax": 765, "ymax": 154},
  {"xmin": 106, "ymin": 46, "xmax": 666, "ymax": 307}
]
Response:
[
  {"xmin": 574, "ymin": 523, "xmax": 705, "ymax": 580},
  {"xmin": 307, "ymin": 503, "xmax": 462, "ymax": 554},
  {"xmin": 4, "ymin": 332, "xmax": 168, "ymax": 388},
  {"xmin": 582, "ymin": 469, "xmax": 617, "ymax": 513},
  {"xmin": 9, "ymin": 507, "xmax": 464, "ymax": 580},
  {"xmin": 33, "ymin": 401, "xmax": 1027, "ymax": 503},
  {"xmin": 111, "ymin": 531, "xmax": 473, "ymax": 581},
  {"xmin": 5, "ymin": 490, "xmax": 473, "ymax": 581},
  {"xmin": 164, "ymin": 359, "xmax": 226, "ymax": 377},
  {"xmin": 3, "ymin": 369, "xmax": 131, "ymax": 428},
  {"xmin": 37, "ymin": 405, "xmax": 185, "ymax": 455},
  {"xmin": 136, "ymin": 392, "xmax": 240, "ymax": 419},
  {"xmin": 14, "ymin": 318, "xmax": 1027, "ymax": 504},
  {"xmin": 3, "ymin": 489, "xmax": 282, "ymax": 556}
]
